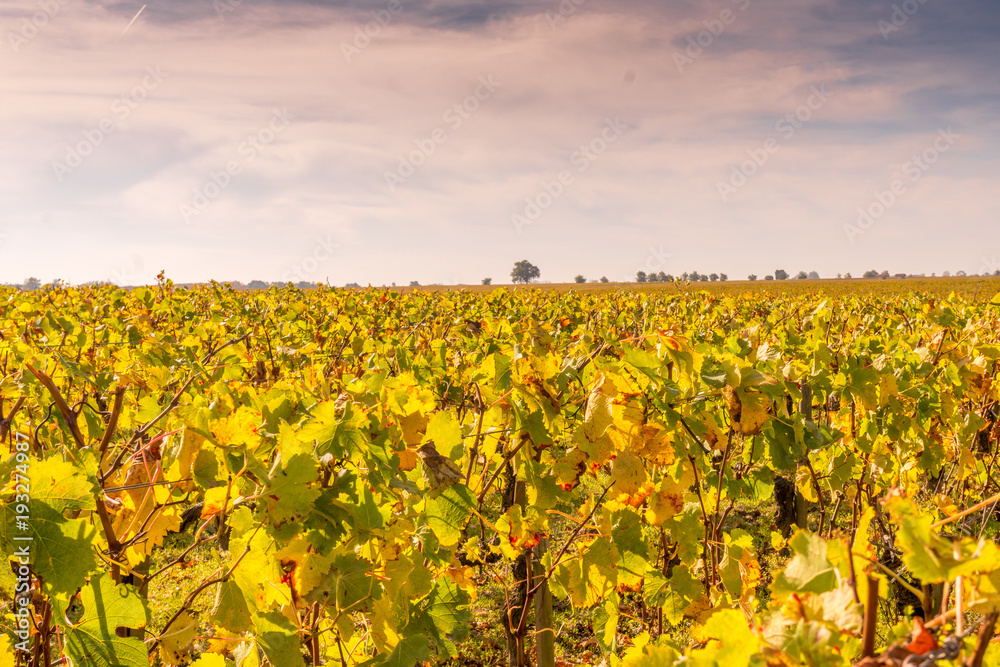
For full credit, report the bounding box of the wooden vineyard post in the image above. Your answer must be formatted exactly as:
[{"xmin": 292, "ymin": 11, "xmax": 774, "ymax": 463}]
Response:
[
  {"xmin": 794, "ymin": 383, "xmax": 812, "ymax": 529},
  {"xmin": 535, "ymin": 536, "xmax": 555, "ymax": 667}
]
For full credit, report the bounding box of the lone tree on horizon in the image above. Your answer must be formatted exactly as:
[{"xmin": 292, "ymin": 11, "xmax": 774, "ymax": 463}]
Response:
[{"xmin": 511, "ymin": 260, "xmax": 540, "ymax": 284}]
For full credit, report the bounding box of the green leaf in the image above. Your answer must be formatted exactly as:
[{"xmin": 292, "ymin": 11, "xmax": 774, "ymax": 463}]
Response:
[
  {"xmin": 687, "ymin": 609, "xmax": 758, "ymax": 667},
  {"xmin": 348, "ymin": 485, "xmax": 386, "ymax": 534},
  {"xmin": 772, "ymin": 530, "xmax": 837, "ymax": 598},
  {"xmin": 264, "ymin": 454, "xmax": 320, "ymax": 526},
  {"xmin": 423, "ymin": 411, "xmax": 463, "ymax": 460},
  {"xmin": 0, "ymin": 457, "xmax": 98, "ymax": 598},
  {"xmin": 420, "ymin": 578, "xmax": 472, "ymax": 658},
  {"xmin": 64, "ymin": 574, "xmax": 149, "ymax": 667},
  {"xmin": 211, "ymin": 579, "xmax": 252, "ymax": 633},
  {"xmin": 659, "ymin": 564, "xmax": 705, "ymax": 625},
  {"xmin": 371, "ymin": 634, "xmax": 430, "ymax": 667},
  {"xmin": 253, "ymin": 610, "xmax": 304, "ymax": 666},
  {"xmin": 623, "ymin": 644, "xmax": 680, "ymax": 667},
  {"xmin": 425, "ymin": 484, "xmax": 475, "ymax": 548}
]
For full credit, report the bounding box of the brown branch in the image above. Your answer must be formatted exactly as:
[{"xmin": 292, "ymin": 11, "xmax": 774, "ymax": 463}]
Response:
[
  {"xmin": 861, "ymin": 573, "xmax": 879, "ymax": 658},
  {"xmin": 966, "ymin": 610, "xmax": 998, "ymax": 667},
  {"xmin": 25, "ymin": 364, "xmax": 85, "ymax": 448},
  {"xmin": 0, "ymin": 396, "xmax": 25, "ymax": 441},
  {"xmin": 98, "ymin": 386, "xmax": 126, "ymax": 461}
]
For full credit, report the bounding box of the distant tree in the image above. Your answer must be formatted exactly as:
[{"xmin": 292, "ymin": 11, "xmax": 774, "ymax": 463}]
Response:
[
  {"xmin": 943, "ymin": 271, "xmax": 951, "ymax": 277},
  {"xmin": 657, "ymin": 271, "xmax": 669, "ymax": 282},
  {"xmin": 409, "ymin": 280, "xmax": 420, "ymax": 286},
  {"xmin": 690, "ymin": 271, "xmax": 702, "ymax": 282},
  {"xmin": 709, "ymin": 273, "xmax": 719, "ymax": 282},
  {"xmin": 720, "ymin": 273, "xmax": 728, "ymax": 282},
  {"xmin": 808, "ymin": 271, "xmax": 820, "ymax": 280},
  {"xmin": 247, "ymin": 280, "xmax": 268, "ymax": 289},
  {"xmin": 636, "ymin": 271, "xmax": 647, "ymax": 283},
  {"xmin": 795, "ymin": 271, "xmax": 808, "ymax": 280},
  {"xmin": 665, "ymin": 274, "xmax": 675, "ymax": 282},
  {"xmin": 574, "ymin": 275, "xmax": 586, "ymax": 284},
  {"xmin": 599, "ymin": 276, "xmax": 609, "ymax": 283},
  {"xmin": 844, "ymin": 272, "xmax": 852, "ymax": 279},
  {"xmin": 748, "ymin": 274, "xmax": 757, "ymax": 281},
  {"xmin": 956, "ymin": 270, "xmax": 967, "ymax": 277},
  {"xmin": 511, "ymin": 260, "xmax": 540, "ymax": 284},
  {"xmin": 765, "ymin": 275, "xmax": 774, "ymax": 281},
  {"xmin": 295, "ymin": 281, "xmax": 316, "ymax": 289},
  {"xmin": 774, "ymin": 269, "xmax": 788, "ymax": 280},
  {"xmin": 22, "ymin": 277, "xmax": 41, "ymax": 291},
  {"xmin": 345, "ymin": 282, "xmax": 361, "ymax": 288},
  {"xmin": 701, "ymin": 275, "xmax": 709, "ymax": 282},
  {"xmin": 681, "ymin": 272, "xmax": 689, "ymax": 281},
  {"xmin": 995, "ymin": 270, "xmax": 1000, "ymax": 276},
  {"xmin": 482, "ymin": 277, "xmax": 492, "ymax": 285},
  {"xmin": 863, "ymin": 270, "xmax": 879, "ymax": 279}
]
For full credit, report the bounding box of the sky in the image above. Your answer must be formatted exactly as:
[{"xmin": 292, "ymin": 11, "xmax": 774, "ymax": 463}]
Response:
[{"xmin": 1, "ymin": 0, "xmax": 999, "ymax": 286}]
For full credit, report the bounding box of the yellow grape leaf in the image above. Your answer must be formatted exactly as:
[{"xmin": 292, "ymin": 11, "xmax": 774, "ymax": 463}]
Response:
[
  {"xmin": 582, "ymin": 374, "xmax": 615, "ymax": 443},
  {"xmin": 399, "ymin": 412, "xmax": 428, "ymax": 446},
  {"xmin": 724, "ymin": 386, "xmax": 768, "ymax": 436},
  {"xmin": 210, "ymin": 406, "xmax": 259, "ymax": 447},
  {"xmin": 879, "ymin": 374, "xmax": 899, "ymax": 407},
  {"xmin": 126, "ymin": 504, "xmax": 180, "ymax": 567},
  {"xmin": 189, "ymin": 654, "xmax": 226, "ymax": 667},
  {"xmin": 443, "ymin": 565, "xmax": 478, "ymax": 602},
  {"xmin": 634, "ymin": 424, "xmax": 675, "ymax": 466},
  {"xmin": 294, "ymin": 552, "xmax": 333, "ymax": 597},
  {"xmin": 770, "ymin": 531, "xmax": 786, "ymax": 551},
  {"xmin": 795, "ymin": 465, "xmax": 818, "ymax": 503},
  {"xmin": 397, "ymin": 448, "xmax": 418, "ymax": 472},
  {"xmin": 201, "ymin": 487, "xmax": 231, "ymax": 519},
  {"xmin": 646, "ymin": 476, "xmax": 686, "ymax": 526},
  {"xmin": 611, "ymin": 451, "xmax": 647, "ymax": 497},
  {"xmin": 159, "ymin": 610, "xmax": 197, "ymax": 666}
]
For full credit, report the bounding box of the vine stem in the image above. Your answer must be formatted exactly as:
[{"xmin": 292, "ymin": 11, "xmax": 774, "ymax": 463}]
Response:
[
  {"xmin": 931, "ymin": 490, "xmax": 1000, "ymax": 530},
  {"xmin": 148, "ymin": 519, "xmax": 265, "ymax": 652}
]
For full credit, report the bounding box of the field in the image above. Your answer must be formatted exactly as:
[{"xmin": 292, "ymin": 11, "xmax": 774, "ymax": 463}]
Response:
[{"xmin": 3, "ymin": 278, "xmax": 1000, "ymax": 667}]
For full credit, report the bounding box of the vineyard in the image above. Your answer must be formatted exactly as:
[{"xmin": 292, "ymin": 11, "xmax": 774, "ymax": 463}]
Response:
[{"xmin": 3, "ymin": 279, "xmax": 1000, "ymax": 667}]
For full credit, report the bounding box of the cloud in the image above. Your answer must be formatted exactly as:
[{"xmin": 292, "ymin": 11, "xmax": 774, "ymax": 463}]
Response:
[{"xmin": 2, "ymin": 0, "xmax": 999, "ymax": 284}]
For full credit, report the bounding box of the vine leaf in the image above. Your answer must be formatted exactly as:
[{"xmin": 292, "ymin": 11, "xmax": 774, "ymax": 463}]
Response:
[
  {"xmin": 211, "ymin": 579, "xmax": 252, "ymax": 633},
  {"xmin": 252, "ymin": 610, "xmax": 304, "ymax": 666},
  {"xmin": 64, "ymin": 574, "xmax": 149, "ymax": 667},
  {"xmin": 772, "ymin": 530, "xmax": 837, "ymax": 597},
  {"xmin": 0, "ymin": 457, "xmax": 98, "ymax": 601},
  {"xmin": 425, "ymin": 483, "xmax": 476, "ymax": 548}
]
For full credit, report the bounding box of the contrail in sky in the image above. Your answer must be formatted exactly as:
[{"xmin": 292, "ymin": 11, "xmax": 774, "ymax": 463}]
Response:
[{"xmin": 119, "ymin": 4, "xmax": 147, "ymax": 38}]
